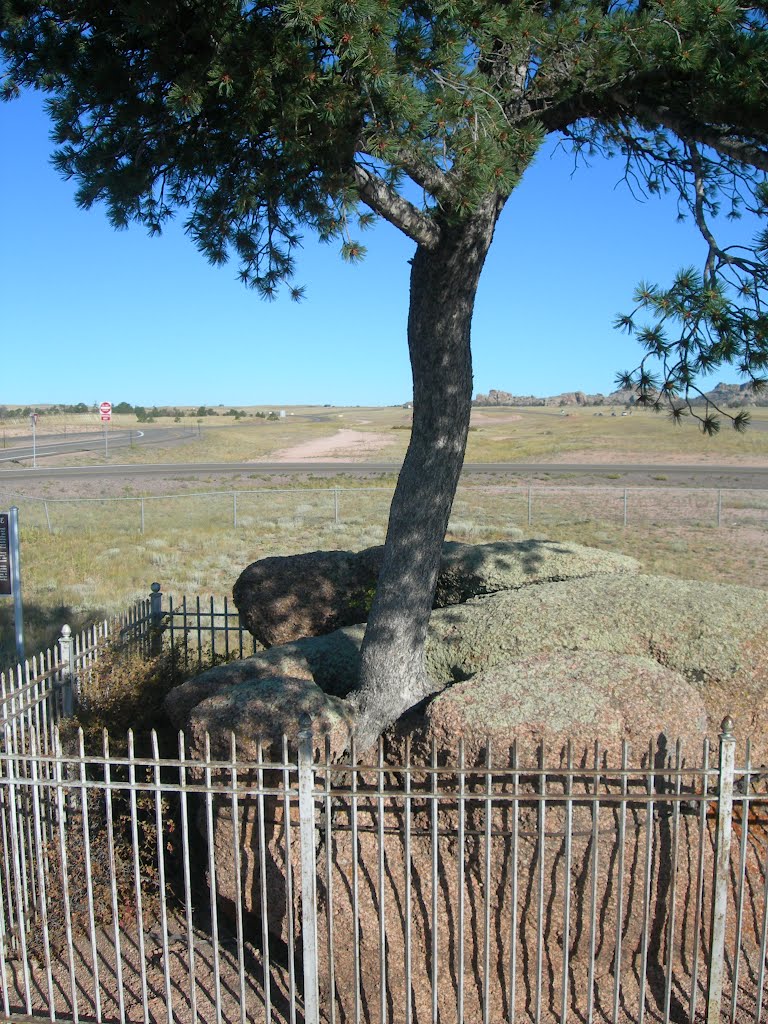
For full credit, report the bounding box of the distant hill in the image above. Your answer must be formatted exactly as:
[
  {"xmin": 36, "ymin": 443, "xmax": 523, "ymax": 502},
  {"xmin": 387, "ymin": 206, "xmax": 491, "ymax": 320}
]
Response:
[{"xmin": 473, "ymin": 382, "xmax": 766, "ymax": 408}]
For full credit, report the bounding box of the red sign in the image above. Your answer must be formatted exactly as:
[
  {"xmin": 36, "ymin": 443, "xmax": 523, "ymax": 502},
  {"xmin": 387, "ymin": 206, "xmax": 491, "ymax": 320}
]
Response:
[{"xmin": 99, "ymin": 401, "xmax": 112, "ymax": 422}]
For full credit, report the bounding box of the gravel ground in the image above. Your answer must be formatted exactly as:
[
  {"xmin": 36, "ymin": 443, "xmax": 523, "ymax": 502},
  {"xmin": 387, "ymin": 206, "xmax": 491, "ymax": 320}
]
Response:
[
  {"xmin": 3, "ymin": 905, "xmax": 767, "ymax": 1024},
  {"xmin": 5, "ymin": 911, "xmax": 295, "ymax": 1024}
]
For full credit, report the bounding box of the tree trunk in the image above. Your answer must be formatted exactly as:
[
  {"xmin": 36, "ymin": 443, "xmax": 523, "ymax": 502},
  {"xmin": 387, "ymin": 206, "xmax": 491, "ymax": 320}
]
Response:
[{"xmin": 351, "ymin": 195, "xmax": 506, "ymax": 749}]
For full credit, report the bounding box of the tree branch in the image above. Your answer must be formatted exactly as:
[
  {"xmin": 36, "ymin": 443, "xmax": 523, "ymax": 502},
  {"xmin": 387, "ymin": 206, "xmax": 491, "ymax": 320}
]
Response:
[
  {"xmin": 393, "ymin": 151, "xmax": 453, "ymax": 204},
  {"xmin": 630, "ymin": 100, "xmax": 768, "ymax": 173},
  {"xmin": 352, "ymin": 165, "xmax": 441, "ymax": 249}
]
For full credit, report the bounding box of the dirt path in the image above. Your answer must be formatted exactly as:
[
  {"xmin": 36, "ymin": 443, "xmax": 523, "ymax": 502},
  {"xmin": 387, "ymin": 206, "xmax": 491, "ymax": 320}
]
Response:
[{"xmin": 259, "ymin": 428, "xmax": 397, "ymax": 462}]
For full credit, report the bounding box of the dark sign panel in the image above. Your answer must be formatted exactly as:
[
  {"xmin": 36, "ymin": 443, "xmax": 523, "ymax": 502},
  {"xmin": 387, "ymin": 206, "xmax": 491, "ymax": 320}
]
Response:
[{"xmin": 0, "ymin": 514, "xmax": 10, "ymax": 597}]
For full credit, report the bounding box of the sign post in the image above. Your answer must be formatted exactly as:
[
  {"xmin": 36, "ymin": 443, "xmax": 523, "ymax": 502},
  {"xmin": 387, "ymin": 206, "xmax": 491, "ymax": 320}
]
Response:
[
  {"xmin": 1, "ymin": 508, "xmax": 24, "ymax": 662},
  {"xmin": 30, "ymin": 413, "xmax": 38, "ymax": 469},
  {"xmin": 100, "ymin": 401, "xmax": 112, "ymax": 459},
  {"xmin": 0, "ymin": 513, "xmax": 11, "ymax": 598}
]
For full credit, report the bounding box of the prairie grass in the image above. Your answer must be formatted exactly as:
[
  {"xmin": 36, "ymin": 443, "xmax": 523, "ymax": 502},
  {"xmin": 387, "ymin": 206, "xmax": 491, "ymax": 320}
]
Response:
[
  {"xmin": 3, "ymin": 402, "xmax": 768, "ymax": 666},
  {"xmin": 464, "ymin": 406, "xmax": 768, "ymax": 462},
  {"xmin": 2, "ymin": 477, "xmax": 766, "ymax": 668},
  {"xmin": 1, "ymin": 406, "xmax": 414, "ymax": 467},
  {"xmin": 6, "ymin": 404, "xmax": 768, "ymax": 469}
]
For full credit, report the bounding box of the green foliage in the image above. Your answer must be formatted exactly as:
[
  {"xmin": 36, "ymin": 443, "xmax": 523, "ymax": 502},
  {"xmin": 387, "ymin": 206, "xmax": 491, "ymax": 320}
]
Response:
[
  {"xmin": 0, "ymin": 402, "xmax": 92, "ymax": 419},
  {"xmin": 348, "ymin": 581, "xmax": 377, "ymax": 617}
]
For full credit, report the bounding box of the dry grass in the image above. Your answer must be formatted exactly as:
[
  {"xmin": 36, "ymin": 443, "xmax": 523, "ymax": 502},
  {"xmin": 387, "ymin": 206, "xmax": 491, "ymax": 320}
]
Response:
[
  {"xmin": 1, "ymin": 407, "xmax": 414, "ymax": 467},
  {"xmin": 2, "ymin": 402, "xmax": 768, "ymax": 667},
  {"xmin": 2, "ymin": 475, "xmax": 766, "ymax": 668},
  {"xmin": 464, "ymin": 405, "xmax": 768, "ymax": 462},
  {"xmin": 6, "ymin": 404, "xmax": 768, "ymax": 470}
]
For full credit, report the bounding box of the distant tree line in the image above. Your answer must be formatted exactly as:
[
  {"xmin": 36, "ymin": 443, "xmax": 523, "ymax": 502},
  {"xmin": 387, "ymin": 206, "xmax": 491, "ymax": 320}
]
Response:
[
  {"xmin": 128, "ymin": 404, "xmax": 279, "ymax": 421},
  {"xmin": 0, "ymin": 402, "xmax": 92, "ymax": 419},
  {"xmin": 0, "ymin": 403, "xmax": 278, "ymax": 422}
]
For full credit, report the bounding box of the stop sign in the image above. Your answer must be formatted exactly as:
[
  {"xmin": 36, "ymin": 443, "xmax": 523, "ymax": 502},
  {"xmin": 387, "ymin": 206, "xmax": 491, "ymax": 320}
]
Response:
[{"xmin": 99, "ymin": 401, "xmax": 112, "ymax": 422}]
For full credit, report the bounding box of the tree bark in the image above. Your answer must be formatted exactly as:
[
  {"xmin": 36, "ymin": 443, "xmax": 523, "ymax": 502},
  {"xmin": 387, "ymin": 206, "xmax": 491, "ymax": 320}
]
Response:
[{"xmin": 350, "ymin": 194, "xmax": 506, "ymax": 749}]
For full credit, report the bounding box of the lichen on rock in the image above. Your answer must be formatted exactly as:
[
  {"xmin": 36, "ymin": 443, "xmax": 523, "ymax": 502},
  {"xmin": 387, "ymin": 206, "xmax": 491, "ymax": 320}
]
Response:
[
  {"xmin": 232, "ymin": 539, "xmax": 640, "ymax": 647},
  {"xmin": 420, "ymin": 651, "xmax": 708, "ymax": 763}
]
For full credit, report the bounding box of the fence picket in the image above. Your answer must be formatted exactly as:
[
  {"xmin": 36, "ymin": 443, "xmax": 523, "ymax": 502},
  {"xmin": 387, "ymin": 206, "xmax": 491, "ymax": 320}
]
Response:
[
  {"xmin": 708, "ymin": 717, "xmax": 736, "ymax": 1024},
  {"xmin": 0, "ymin": 597, "xmax": 767, "ymax": 1024}
]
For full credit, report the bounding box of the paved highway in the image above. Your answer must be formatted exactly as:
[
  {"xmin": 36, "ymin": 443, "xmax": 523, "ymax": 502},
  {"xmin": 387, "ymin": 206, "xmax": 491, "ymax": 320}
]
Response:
[
  {"xmin": 0, "ymin": 426, "xmax": 194, "ymax": 463},
  {"xmin": 1, "ymin": 460, "xmax": 768, "ymax": 484}
]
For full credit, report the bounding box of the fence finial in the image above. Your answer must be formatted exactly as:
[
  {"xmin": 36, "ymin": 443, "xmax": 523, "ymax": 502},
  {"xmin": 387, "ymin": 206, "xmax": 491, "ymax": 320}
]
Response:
[
  {"xmin": 720, "ymin": 715, "xmax": 735, "ymax": 738},
  {"xmin": 58, "ymin": 623, "xmax": 75, "ymax": 717}
]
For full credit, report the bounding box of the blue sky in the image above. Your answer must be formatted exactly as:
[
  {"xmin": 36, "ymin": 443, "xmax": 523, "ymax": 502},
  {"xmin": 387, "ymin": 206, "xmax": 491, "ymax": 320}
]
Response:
[{"xmin": 0, "ymin": 89, "xmax": 760, "ymax": 407}]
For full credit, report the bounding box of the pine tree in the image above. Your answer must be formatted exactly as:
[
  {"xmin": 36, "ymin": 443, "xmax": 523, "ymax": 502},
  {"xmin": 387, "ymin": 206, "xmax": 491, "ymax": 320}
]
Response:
[{"xmin": 3, "ymin": 0, "xmax": 767, "ymax": 743}]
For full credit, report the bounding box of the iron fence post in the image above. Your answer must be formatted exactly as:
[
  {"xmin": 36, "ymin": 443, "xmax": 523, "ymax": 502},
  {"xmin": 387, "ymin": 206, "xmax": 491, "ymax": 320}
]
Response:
[
  {"xmin": 527, "ymin": 485, "xmax": 533, "ymax": 526},
  {"xmin": 717, "ymin": 489, "xmax": 722, "ymax": 528},
  {"xmin": 334, "ymin": 488, "xmax": 339, "ymax": 525},
  {"xmin": 623, "ymin": 488, "xmax": 628, "ymax": 528},
  {"xmin": 298, "ymin": 713, "xmax": 320, "ymax": 1024},
  {"xmin": 58, "ymin": 624, "xmax": 76, "ymax": 718},
  {"xmin": 706, "ymin": 715, "xmax": 736, "ymax": 1024},
  {"xmin": 9, "ymin": 507, "xmax": 24, "ymax": 663},
  {"xmin": 150, "ymin": 582, "xmax": 163, "ymax": 656}
]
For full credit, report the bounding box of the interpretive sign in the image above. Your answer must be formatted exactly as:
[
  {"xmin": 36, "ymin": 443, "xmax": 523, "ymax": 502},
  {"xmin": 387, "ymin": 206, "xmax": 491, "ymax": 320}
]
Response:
[{"xmin": 0, "ymin": 513, "xmax": 11, "ymax": 596}]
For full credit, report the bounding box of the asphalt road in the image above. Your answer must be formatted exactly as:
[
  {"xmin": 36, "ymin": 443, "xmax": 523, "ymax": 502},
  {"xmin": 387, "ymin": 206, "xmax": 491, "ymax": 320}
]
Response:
[
  {"xmin": 0, "ymin": 426, "xmax": 194, "ymax": 463},
  {"xmin": 1, "ymin": 460, "xmax": 768, "ymax": 485}
]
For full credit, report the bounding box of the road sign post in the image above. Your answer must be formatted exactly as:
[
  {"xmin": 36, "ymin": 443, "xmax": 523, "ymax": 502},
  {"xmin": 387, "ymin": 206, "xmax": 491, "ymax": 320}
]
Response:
[
  {"xmin": 1, "ymin": 508, "xmax": 25, "ymax": 661},
  {"xmin": 100, "ymin": 402, "xmax": 112, "ymax": 460},
  {"xmin": 30, "ymin": 413, "xmax": 38, "ymax": 469},
  {"xmin": 0, "ymin": 513, "xmax": 11, "ymax": 598}
]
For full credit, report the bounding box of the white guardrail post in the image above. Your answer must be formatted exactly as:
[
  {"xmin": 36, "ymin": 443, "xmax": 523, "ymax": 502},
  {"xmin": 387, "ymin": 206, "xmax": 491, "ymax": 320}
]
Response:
[
  {"xmin": 706, "ymin": 715, "xmax": 736, "ymax": 1024},
  {"xmin": 298, "ymin": 712, "xmax": 320, "ymax": 1024}
]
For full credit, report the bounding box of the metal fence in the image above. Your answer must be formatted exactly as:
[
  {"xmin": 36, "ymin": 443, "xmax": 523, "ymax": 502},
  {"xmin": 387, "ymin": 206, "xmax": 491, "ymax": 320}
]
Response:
[
  {"xmin": 0, "ymin": 602, "xmax": 767, "ymax": 1024},
  {"xmin": 5, "ymin": 483, "xmax": 768, "ymax": 536},
  {"xmin": 0, "ymin": 584, "xmax": 261, "ymax": 718}
]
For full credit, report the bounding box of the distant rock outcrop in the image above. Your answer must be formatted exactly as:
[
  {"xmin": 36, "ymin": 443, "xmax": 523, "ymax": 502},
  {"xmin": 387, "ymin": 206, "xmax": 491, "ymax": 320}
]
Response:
[
  {"xmin": 474, "ymin": 380, "xmax": 765, "ymax": 407},
  {"xmin": 699, "ymin": 380, "xmax": 762, "ymax": 406},
  {"xmin": 473, "ymin": 387, "xmax": 617, "ymax": 406}
]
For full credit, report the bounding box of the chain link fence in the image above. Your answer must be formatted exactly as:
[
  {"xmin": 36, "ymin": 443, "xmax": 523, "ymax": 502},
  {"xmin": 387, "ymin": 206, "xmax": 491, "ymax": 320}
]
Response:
[{"xmin": 4, "ymin": 483, "xmax": 768, "ymax": 537}]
